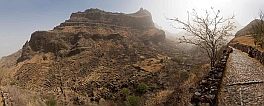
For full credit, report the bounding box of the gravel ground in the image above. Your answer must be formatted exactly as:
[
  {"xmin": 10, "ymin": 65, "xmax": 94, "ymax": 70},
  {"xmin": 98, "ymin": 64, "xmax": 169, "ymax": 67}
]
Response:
[{"xmin": 218, "ymin": 47, "xmax": 264, "ymax": 106}]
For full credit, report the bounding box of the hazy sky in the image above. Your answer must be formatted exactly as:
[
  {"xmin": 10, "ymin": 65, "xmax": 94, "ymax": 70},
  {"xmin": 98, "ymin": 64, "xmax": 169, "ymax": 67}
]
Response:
[{"xmin": 0, "ymin": 0, "xmax": 263, "ymax": 57}]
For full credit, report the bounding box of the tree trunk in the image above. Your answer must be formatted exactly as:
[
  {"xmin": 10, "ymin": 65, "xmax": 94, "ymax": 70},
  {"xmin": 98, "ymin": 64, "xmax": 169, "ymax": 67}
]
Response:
[{"xmin": 211, "ymin": 58, "xmax": 215, "ymax": 68}]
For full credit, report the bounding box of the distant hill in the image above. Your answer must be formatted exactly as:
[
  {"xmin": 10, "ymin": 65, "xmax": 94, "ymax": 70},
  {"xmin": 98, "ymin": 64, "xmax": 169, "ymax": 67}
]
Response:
[
  {"xmin": 230, "ymin": 19, "xmax": 264, "ymax": 52},
  {"xmin": 235, "ymin": 19, "xmax": 261, "ymax": 37},
  {"xmin": 0, "ymin": 49, "xmax": 21, "ymax": 68}
]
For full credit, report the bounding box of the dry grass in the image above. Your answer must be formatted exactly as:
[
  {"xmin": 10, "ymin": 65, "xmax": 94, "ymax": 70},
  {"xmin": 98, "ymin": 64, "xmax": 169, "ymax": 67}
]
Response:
[
  {"xmin": 0, "ymin": 52, "xmax": 55, "ymax": 86},
  {"xmin": 1, "ymin": 86, "xmax": 46, "ymax": 106},
  {"xmin": 144, "ymin": 90, "xmax": 174, "ymax": 106},
  {"xmin": 0, "ymin": 68, "xmax": 9, "ymax": 85},
  {"xmin": 132, "ymin": 58, "xmax": 165, "ymax": 73},
  {"xmin": 231, "ymin": 35, "xmax": 255, "ymax": 46},
  {"xmin": 231, "ymin": 35, "xmax": 264, "ymax": 52},
  {"xmin": 178, "ymin": 63, "xmax": 210, "ymax": 106}
]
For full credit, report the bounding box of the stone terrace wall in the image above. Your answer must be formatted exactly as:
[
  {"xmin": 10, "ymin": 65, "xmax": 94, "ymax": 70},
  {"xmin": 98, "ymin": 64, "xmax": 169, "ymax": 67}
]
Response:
[
  {"xmin": 190, "ymin": 47, "xmax": 233, "ymax": 106},
  {"xmin": 230, "ymin": 43, "xmax": 264, "ymax": 65}
]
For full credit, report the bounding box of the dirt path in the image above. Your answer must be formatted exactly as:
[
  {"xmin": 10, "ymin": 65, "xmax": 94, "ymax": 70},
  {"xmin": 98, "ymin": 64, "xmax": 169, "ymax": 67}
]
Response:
[{"xmin": 218, "ymin": 47, "xmax": 264, "ymax": 106}]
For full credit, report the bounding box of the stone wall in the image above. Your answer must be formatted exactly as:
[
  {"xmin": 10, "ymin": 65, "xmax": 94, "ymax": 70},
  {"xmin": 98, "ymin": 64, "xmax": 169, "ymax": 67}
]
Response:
[
  {"xmin": 230, "ymin": 43, "xmax": 264, "ymax": 65},
  {"xmin": 190, "ymin": 47, "xmax": 233, "ymax": 106},
  {"xmin": 1, "ymin": 89, "xmax": 13, "ymax": 106}
]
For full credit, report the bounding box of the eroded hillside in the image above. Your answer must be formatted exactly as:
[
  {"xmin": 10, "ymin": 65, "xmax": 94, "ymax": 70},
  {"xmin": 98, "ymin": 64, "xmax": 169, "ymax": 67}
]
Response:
[{"xmin": 0, "ymin": 8, "xmax": 208, "ymax": 106}]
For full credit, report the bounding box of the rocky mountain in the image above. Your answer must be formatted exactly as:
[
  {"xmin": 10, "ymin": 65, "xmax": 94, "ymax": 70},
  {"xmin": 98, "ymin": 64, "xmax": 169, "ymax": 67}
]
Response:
[
  {"xmin": 0, "ymin": 8, "xmax": 209, "ymax": 106},
  {"xmin": 18, "ymin": 8, "xmax": 158, "ymax": 62}
]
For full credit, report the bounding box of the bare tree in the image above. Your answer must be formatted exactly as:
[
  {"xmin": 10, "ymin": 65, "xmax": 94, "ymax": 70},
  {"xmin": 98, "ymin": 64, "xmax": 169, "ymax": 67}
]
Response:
[
  {"xmin": 251, "ymin": 10, "xmax": 264, "ymax": 48},
  {"xmin": 167, "ymin": 8, "xmax": 235, "ymax": 67}
]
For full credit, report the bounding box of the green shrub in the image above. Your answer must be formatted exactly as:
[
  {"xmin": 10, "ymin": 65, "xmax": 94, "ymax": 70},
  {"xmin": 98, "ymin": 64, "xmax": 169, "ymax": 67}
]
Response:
[
  {"xmin": 171, "ymin": 55, "xmax": 185, "ymax": 63},
  {"xmin": 180, "ymin": 71, "xmax": 189, "ymax": 81},
  {"xmin": 45, "ymin": 98, "xmax": 56, "ymax": 106},
  {"xmin": 122, "ymin": 88, "xmax": 130, "ymax": 97},
  {"xmin": 127, "ymin": 96, "xmax": 141, "ymax": 106},
  {"xmin": 137, "ymin": 82, "xmax": 148, "ymax": 94}
]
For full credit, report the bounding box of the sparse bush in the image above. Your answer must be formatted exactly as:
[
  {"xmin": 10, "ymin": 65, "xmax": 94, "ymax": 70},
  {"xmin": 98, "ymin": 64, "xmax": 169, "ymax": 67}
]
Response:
[
  {"xmin": 171, "ymin": 56, "xmax": 183, "ymax": 63},
  {"xmin": 2, "ymin": 86, "xmax": 46, "ymax": 106},
  {"xmin": 122, "ymin": 88, "xmax": 130, "ymax": 97},
  {"xmin": 42, "ymin": 55, "xmax": 48, "ymax": 60},
  {"xmin": 45, "ymin": 98, "xmax": 56, "ymax": 106},
  {"xmin": 127, "ymin": 96, "xmax": 141, "ymax": 106},
  {"xmin": 10, "ymin": 80, "xmax": 17, "ymax": 85},
  {"xmin": 173, "ymin": 62, "xmax": 179, "ymax": 67},
  {"xmin": 137, "ymin": 82, "xmax": 148, "ymax": 94},
  {"xmin": 180, "ymin": 71, "xmax": 189, "ymax": 82}
]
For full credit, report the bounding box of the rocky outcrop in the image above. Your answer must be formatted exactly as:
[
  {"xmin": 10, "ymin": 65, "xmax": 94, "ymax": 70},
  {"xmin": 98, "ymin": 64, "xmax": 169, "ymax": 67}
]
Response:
[
  {"xmin": 17, "ymin": 41, "xmax": 34, "ymax": 62},
  {"xmin": 55, "ymin": 8, "xmax": 155, "ymax": 30}
]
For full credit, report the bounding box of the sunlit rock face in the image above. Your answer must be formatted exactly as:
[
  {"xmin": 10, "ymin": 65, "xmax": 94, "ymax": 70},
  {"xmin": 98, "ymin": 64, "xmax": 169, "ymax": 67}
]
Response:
[{"xmin": 56, "ymin": 8, "xmax": 155, "ymax": 30}]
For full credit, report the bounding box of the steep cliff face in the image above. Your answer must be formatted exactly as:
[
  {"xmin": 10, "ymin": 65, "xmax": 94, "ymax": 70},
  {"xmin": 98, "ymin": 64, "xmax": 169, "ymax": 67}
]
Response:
[
  {"xmin": 18, "ymin": 8, "xmax": 164, "ymax": 62},
  {"xmin": 63, "ymin": 8, "xmax": 155, "ymax": 29}
]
